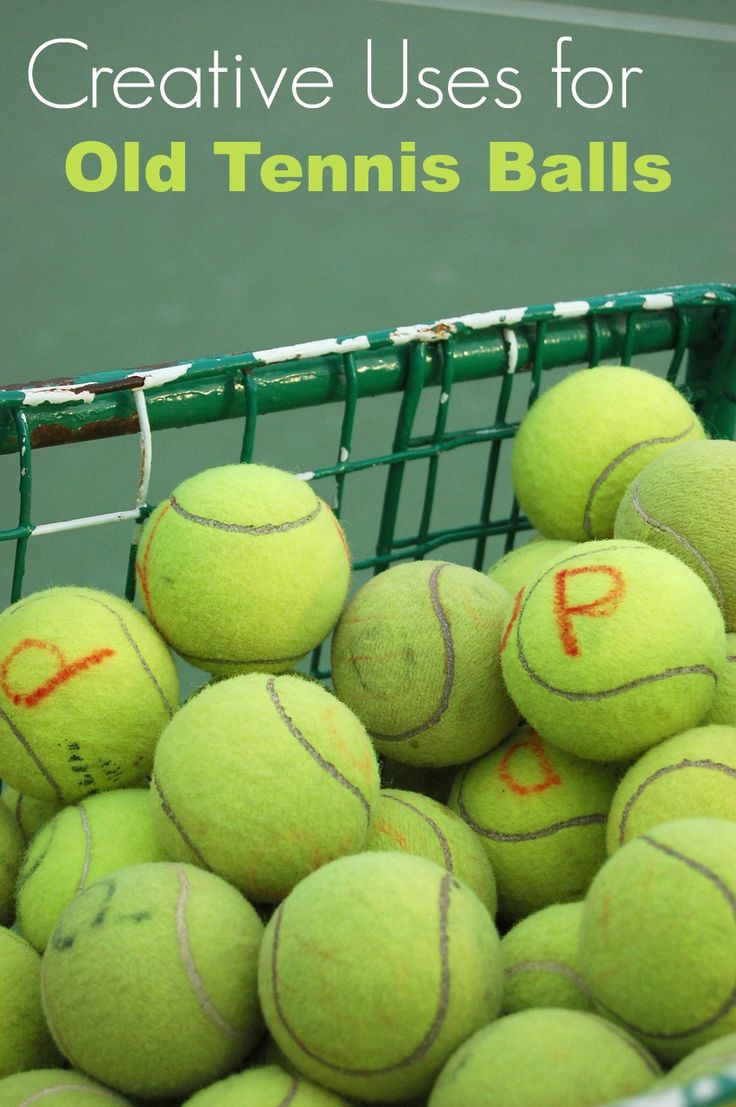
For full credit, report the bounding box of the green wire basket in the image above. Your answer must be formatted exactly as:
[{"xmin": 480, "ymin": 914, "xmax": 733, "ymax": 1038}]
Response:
[{"xmin": 1, "ymin": 282, "xmax": 736, "ymax": 1105}]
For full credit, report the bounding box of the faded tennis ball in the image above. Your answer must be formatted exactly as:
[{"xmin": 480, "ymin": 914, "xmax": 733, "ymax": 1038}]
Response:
[
  {"xmin": 151, "ymin": 673, "xmax": 380, "ymax": 902},
  {"xmin": 0, "ymin": 803, "xmax": 23, "ymax": 926},
  {"xmin": 580, "ymin": 818, "xmax": 736, "ymax": 1063},
  {"xmin": 41, "ymin": 862, "xmax": 264, "ymax": 1101},
  {"xmin": 607, "ymin": 724, "xmax": 736, "ymax": 854},
  {"xmin": 366, "ymin": 788, "xmax": 497, "ymax": 916},
  {"xmin": 658, "ymin": 1033, "xmax": 736, "ymax": 1089},
  {"xmin": 511, "ymin": 365, "xmax": 704, "ymax": 541},
  {"xmin": 614, "ymin": 439, "xmax": 736, "ymax": 631},
  {"xmin": 487, "ymin": 538, "xmax": 578, "ymax": 598},
  {"xmin": 258, "ymin": 851, "xmax": 503, "ymax": 1103},
  {"xmin": 17, "ymin": 788, "xmax": 167, "ymax": 952},
  {"xmin": 182, "ymin": 1065, "xmax": 352, "ymax": 1106},
  {"xmin": 0, "ymin": 928, "xmax": 62, "ymax": 1078},
  {"xmin": 331, "ymin": 560, "xmax": 519, "ymax": 767},
  {"xmin": 501, "ymin": 902, "xmax": 592, "ymax": 1014},
  {"xmin": 428, "ymin": 1009, "xmax": 660, "ymax": 1107},
  {"xmin": 0, "ymin": 587, "xmax": 178, "ymax": 803},
  {"xmin": 449, "ymin": 726, "xmax": 616, "ymax": 920},
  {"xmin": 704, "ymin": 633, "xmax": 736, "ymax": 726},
  {"xmin": 0, "ymin": 1069, "xmax": 132, "ymax": 1106},
  {"xmin": 136, "ymin": 463, "xmax": 350, "ymax": 676},
  {"xmin": 500, "ymin": 540, "xmax": 725, "ymax": 760},
  {"xmin": 0, "ymin": 785, "xmax": 62, "ymax": 844}
]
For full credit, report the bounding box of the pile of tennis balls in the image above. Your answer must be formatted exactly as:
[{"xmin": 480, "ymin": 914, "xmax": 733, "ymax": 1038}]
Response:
[{"xmin": 0, "ymin": 363, "xmax": 735, "ymax": 1107}]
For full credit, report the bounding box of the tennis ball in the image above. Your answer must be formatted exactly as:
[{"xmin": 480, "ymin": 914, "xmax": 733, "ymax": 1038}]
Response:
[
  {"xmin": 659, "ymin": 1033, "xmax": 736, "ymax": 1088},
  {"xmin": 428, "ymin": 1009, "xmax": 661, "ymax": 1107},
  {"xmin": 614, "ymin": 439, "xmax": 736, "ymax": 631},
  {"xmin": 511, "ymin": 365, "xmax": 704, "ymax": 541},
  {"xmin": 704, "ymin": 633, "xmax": 736, "ymax": 726},
  {"xmin": 41, "ymin": 861, "xmax": 264, "ymax": 1100},
  {"xmin": 487, "ymin": 538, "xmax": 577, "ymax": 597},
  {"xmin": 331, "ymin": 560, "xmax": 519, "ymax": 767},
  {"xmin": 0, "ymin": 928, "xmax": 61, "ymax": 1078},
  {"xmin": 366, "ymin": 788, "xmax": 497, "ymax": 915},
  {"xmin": 449, "ymin": 725, "xmax": 616, "ymax": 920},
  {"xmin": 135, "ymin": 463, "xmax": 350, "ymax": 676},
  {"xmin": 580, "ymin": 817, "xmax": 736, "ymax": 1062},
  {"xmin": 1, "ymin": 785, "xmax": 61, "ymax": 843},
  {"xmin": 258, "ymin": 851, "xmax": 503, "ymax": 1103},
  {"xmin": 501, "ymin": 902, "xmax": 592, "ymax": 1014},
  {"xmin": 500, "ymin": 540, "xmax": 725, "ymax": 760},
  {"xmin": 0, "ymin": 1070, "xmax": 132, "ymax": 1106},
  {"xmin": 607, "ymin": 724, "xmax": 736, "ymax": 854},
  {"xmin": 17, "ymin": 788, "xmax": 167, "ymax": 952},
  {"xmin": 182, "ymin": 1065, "xmax": 352, "ymax": 1106},
  {"xmin": 0, "ymin": 587, "xmax": 178, "ymax": 803},
  {"xmin": 151, "ymin": 673, "xmax": 380, "ymax": 902},
  {"xmin": 0, "ymin": 802, "xmax": 23, "ymax": 926}
]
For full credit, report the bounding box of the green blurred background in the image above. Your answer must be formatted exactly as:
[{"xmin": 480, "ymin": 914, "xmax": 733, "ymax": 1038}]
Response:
[{"xmin": 1, "ymin": 0, "xmax": 734, "ymax": 689}]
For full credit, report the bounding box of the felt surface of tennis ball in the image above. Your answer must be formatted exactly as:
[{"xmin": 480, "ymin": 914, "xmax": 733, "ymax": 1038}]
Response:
[
  {"xmin": 580, "ymin": 818, "xmax": 736, "ymax": 1063},
  {"xmin": 607, "ymin": 724, "xmax": 736, "ymax": 854},
  {"xmin": 0, "ymin": 1069, "xmax": 132, "ymax": 1106},
  {"xmin": 366, "ymin": 788, "xmax": 497, "ymax": 915},
  {"xmin": 151, "ymin": 673, "xmax": 379, "ymax": 902},
  {"xmin": 41, "ymin": 861, "xmax": 264, "ymax": 1100},
  {"xmin": 449, "ymin": 725, "xmax": 615, "ymax": 920},
  {"xmin": 500, "ymin": 540, "xmax": 725, "ymax": 760},
  {"xmin": 17, "ymin": 788, "xmax": 167, "ymax": 952},
  {"xmin": 704, "ymin": 633, "xmax": 736, "ymax": 726},
  {"xmin": 500, "ymin": 901, "xmax": 592, "ymax": 1014},
  {"xmin": 614, "ymin": 439, "xmax": 736, "ymax": 631},
  {"xmin": 0, "ymin": 802, "xmax": 23, "ymax": 926},
  {"xmin": 135, "ymin": 463, "xmax": 350, "ymax": 676},
  {"xmin": 428, "ymin": 1008, "xmax": 660, "ymax": 1107},
  {"xmin": 487, "ymin": 538, "xmax": 577, "ymax": 597},
  {"xmin": 331, "ymin": 560, "xmax": 519, "ymax": 767},
  {"xmin": 0, "ymin": 928, "xmax": 61, "ymax": 1078},
  {"xmin": 0, "ymin": 587, "xmax": 178, "ymax": 803},
  {"xmin": 258, "ymin": 851, "xmax": 503, "ymax": 1103},
  {"xmin": 511, "ymin": 365, "xmax": 704, "ymax": 541},
  {"xmin": 182, "ymin": 1065, "xmax": 352, "ymax": 1106},
  {"xmin": 659, "ymin": 1033, "xmax": 736, "ymax": 1088},
  {"xmin": 1, "ymin": 786, "xmax": 61, "ymax": 844}
]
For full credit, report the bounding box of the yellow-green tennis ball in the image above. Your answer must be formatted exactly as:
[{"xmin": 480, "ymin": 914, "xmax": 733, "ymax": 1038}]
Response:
[
  {"xmin": 580, "ymin": 818, "xmax": 736, "ymax": 1063},
  {"xmin": 0, "ymin": 1069, "xmax": 132, "ymax": 1106},
  {"xmin": 0, "ymin": 803, "xmax": 23, "ymax": 926},
  {"xmin": 487, "ymin": 538, "xmax": 577, "ymax": 597},
  {"xmin": 182, "ymin": 1065, "xmax": 353, "ymax": 1106},
  {"xmin": 607, "ymin": 724, "xmax": 736, "ymax": 855},
  {"xmin": 449, "ymin": 725, "xmax": 616, "ymax": 921},
  {"xmin": 704, "ymin": 633, "xmax": 736, "ymax": 726},
  {"xmin": 0, "ymin": 587, "xmax": 178, "ymax": 803},
  {"xmin": 500, "ymin": 540, "xmax": 725, "ymax": 760},
  {"xmin": 615, "ymin": 439, "xmax": 736, "ymax": 631},
  {"xmin": 501, "ymin": 902, "xmax": 592, "ymax": 1014},
  {"xmin": 428, "ymin": 1009, "xmax": 661, "ymax": 1107},
  {"xmin": 0, "ymin": 928, "xmax": 61, "ymax": 1078},
  {"xmin": 511, "ymin": 365, "xmax": 704, "ymax": 541},
  {"xmin": 151, "ymin": 673, "xmax": 379, "ymax": 902},
  {"xmin": 135, "ymin": 463, "xmax": 350, "ymax": 676},
  {"xmin": 331, "ymin": 561, "xmax": 519, "ymax": 767},
  {"xmin": 17, "ymin": 788, "xmax": 167, "ymax": 952},
  {"xmin": 41, "ymin": 861, "xmax": 264, "ymax": 1100},
  {"xmin": 258, "ymin": 851, "xmax": 502, "ymax": 1103},
  {"xmin": 1, "ymin": 785, "xmax": 61, "ymax": 844},
  {"xmin": 366, "ymin": 788, "xmax": 497, "ymax": 915},
  {"xmin": 658, "ymin": 1033, "xmax": 736, "ymax": 1089}
]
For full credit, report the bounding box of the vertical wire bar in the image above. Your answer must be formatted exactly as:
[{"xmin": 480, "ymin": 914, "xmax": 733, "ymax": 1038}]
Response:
[
  {"xmin": 239, "ymin": 373, "xmax": 259, "ymax": 463},
  {"xmin": 667, "ymin": 310, "xmax": 690, "ymax": 384},
  {"xmin": 374, "ymin": 343, "xmax": 428, "ymax": 571},
  {"xmin": 415, "ymin": 342, "xmax": 453, "ymax": 558},
  {"xmin": 474, "ymin": 328, "xmax": 518, "ymax": 570},
  {"xmin": 621, "ymin": 311, "xmax": 639, "ymax": 365},
  {"xmin": 503, "ymin": 320, "xmax": 549, "ymax": 552},
  {"xmin": 125, "ymin": 389, "xmax": 154, "ymax": 601},
  {"xmin": 10, "ymin": 409, "xmax": 32, "ymax": 603}
]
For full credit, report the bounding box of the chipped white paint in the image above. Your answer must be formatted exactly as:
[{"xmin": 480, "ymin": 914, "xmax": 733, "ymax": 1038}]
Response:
[
  {"xmin": 21, "ymin": 387, "xmax": 96, "ymax": 407},
  {"xmin": 133, "ymin": 390, "xmax": 153, "ymax": 546},
  {"xmin": 553, "ymin": 301, "xmax": 590, "ymax": 320},
  {"xmin": 339, "ymin": 446, "xmax": 349, "ymax": 463},
  {"xmin": 390, "ymin": 306, "xmax": 527, "ymax": 345},
  {"xmin": 296, "ymin": 470, "xmax": 315, "ymax": 482},
  {"xmin": 440, "ymin": 392, "xmax": 449, "ymax": 404},
  {"xmin": 503, "ymin": 328, "xmax": 520, "ymax": 373},
  {"xmin": 33, "ymin": 508, "xmax": 142, "ymax": 537},
  {"xmin": 138, "ymin": 363, "xmax": 192, "ymax": 388},
  {"xmin": 603, "ymin": 300, "xmax": 616, "ymax": 309},
  {"xmin": 705, "ymin": 291, "xmax": 718, "ymax": 299},
  {"xmin": 253, "ymin": 335, "xmax": 371, "ymax": 365},
  {"xmin": 643, "ymin": 292, "xmax": 674, "ymax": 311}
]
